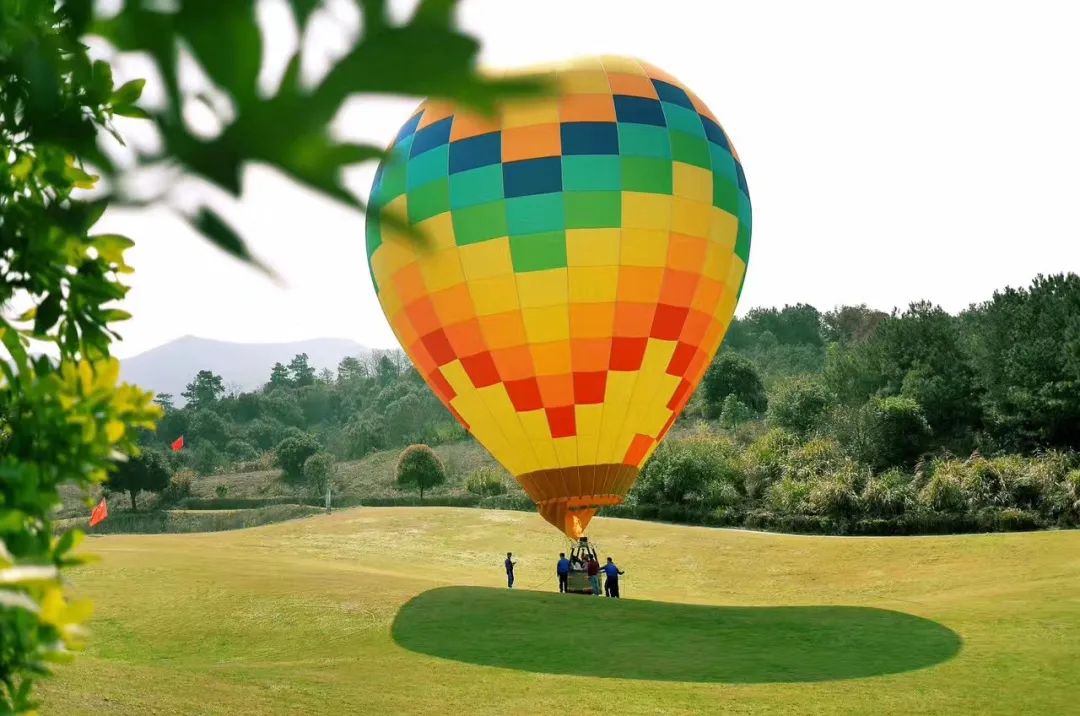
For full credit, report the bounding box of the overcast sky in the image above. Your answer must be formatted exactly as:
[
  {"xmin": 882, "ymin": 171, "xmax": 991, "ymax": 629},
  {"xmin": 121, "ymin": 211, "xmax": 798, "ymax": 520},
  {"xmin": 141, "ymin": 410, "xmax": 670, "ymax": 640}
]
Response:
[{"xmin": 101, "ymin": 0, "xmax": 1080, "ymax": 358}]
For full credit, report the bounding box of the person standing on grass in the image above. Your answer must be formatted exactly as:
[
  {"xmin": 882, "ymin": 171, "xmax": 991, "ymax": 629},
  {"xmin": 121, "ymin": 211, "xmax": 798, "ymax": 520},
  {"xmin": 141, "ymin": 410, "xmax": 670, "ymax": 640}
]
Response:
[
  {"xmin": 556, "ymin": 552, "xmax": 571, "ymax": 593},
  {"xmin": 505, "ymin": 552, "xmax": 517, "ymax": 589},
  {"xmin": 603, "ymin": 557, "xmax": 625, "ymax": 598},
  {"xmin": 587, "ymin": 553, "xmax": 601, "ymax": 596}
]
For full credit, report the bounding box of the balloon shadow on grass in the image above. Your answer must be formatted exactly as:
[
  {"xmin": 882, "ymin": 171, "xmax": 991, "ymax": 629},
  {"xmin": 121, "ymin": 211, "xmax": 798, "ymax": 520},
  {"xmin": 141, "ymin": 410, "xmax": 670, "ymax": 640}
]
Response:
[{"xmin": 391, "ymin": 587, "xmax": 961, "ymax": 683}]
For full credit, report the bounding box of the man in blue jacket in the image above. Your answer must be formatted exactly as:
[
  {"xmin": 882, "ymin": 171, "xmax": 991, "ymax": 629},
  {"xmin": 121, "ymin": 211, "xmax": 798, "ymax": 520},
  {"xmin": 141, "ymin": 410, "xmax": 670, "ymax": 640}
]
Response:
[
  {"xmin": 556, "ymin": 552, "xmax": 571, "ymax": 593},
  {"xmin": 603, "ymin": 557, "xmax": 625, "ymax": 598}
]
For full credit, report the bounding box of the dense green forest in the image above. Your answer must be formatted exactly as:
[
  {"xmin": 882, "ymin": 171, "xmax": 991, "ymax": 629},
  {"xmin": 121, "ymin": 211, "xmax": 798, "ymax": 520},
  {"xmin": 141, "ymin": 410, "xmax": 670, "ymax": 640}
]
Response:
[{"xmin": 128, "ymin": 272, "xmax": 1080, "ymax": 534}]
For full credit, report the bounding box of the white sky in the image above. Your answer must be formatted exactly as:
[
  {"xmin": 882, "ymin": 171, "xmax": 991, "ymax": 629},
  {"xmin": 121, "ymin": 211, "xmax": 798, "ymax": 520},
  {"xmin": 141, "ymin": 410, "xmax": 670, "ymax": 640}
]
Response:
[{"xmin": 101, "ymin": 0, "xmax": 1080, "ymax": 358}]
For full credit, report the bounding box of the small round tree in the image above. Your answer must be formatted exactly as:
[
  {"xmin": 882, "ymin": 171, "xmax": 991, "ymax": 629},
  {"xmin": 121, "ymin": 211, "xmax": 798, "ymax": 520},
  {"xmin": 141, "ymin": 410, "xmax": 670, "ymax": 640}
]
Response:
[
  {"xmin": 275, "ymin": 433, "xmax": 320, "ymax": 482},
  {"xmin": 107, "ymin": 450, "xmax": 172, "ymax": 511},
  {"xmin": 701, "ymin": 352, "xmax": 767, "ymax": 417},
  {"xmin": 304, "ymin": 451, "xmax": 337, "ymax": 497},
  {"xmin": 860, "ymin": 396, "xmax": 932, "ymax": 470},
  {"xmin": 719, "ymin": 395, "xmax": 752, "ymax": 429},
  {"xmin": 768, "ymin": 379, "xmax": 834, "ymax": 437},
  {"xmin": 396, "ymin": 444, "xmax": 446, "ymax": 501}
]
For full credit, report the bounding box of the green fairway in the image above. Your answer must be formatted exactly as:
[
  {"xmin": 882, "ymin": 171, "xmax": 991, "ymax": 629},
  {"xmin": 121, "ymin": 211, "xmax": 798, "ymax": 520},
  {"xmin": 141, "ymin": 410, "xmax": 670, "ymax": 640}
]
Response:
[
  {"xmin": 40, "ymin": 508, "xmax": 1080, "ymax": 714},
  {"xmin": 394, "ymin": 589, "xmax": 960, "ymax": 682}
]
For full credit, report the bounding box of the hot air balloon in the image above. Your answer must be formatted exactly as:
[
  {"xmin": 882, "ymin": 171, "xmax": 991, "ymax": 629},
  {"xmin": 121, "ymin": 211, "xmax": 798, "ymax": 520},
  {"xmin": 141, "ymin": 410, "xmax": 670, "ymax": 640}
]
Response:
[{"xmin": 365, "ymin": 56, "xmax": 751, "ymax": 539}]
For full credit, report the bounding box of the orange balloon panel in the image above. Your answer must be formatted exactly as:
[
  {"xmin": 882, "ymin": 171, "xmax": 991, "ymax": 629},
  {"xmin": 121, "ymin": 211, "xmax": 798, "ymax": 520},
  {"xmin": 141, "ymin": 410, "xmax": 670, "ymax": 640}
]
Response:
[{"xmin": 365, "ymin": 56, "xmax": 752, "ymax": 537}]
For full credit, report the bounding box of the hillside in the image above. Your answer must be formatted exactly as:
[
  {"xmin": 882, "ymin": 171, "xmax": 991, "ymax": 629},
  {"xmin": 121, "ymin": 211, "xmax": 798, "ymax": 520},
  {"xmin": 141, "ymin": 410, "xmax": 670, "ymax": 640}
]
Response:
[
  {"xmin": 119, "ymin": 335, "xmax": 369, "ymax": 401},
  {"xmin": 40, "ymin": 508, "xmax": 1080, "ymax": 714}
]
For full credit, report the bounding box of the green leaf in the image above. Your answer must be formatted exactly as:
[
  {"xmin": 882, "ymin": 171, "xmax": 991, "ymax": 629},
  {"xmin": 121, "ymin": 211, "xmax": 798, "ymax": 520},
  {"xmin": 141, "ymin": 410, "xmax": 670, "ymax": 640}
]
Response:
[
  {"xmin": 91, "ymin": 234, "xmax": 135, "ymax": 263},
  {"xmin": 64, "ymin": 0, "xmax": 95, "ymax": 35},
  {"xmin": 64, "ymin": 163, "xmax": 98, "ymax": 189},
  {"xmin": 188, "ymin": 208, "xmax": 273, "ymax": 278},
  {"xmin": 91, "ymin": 59, "xmax": 114, "ymax": 105},
  {"xmin": 359, "ymin": 0, "xmax": 389, "ymax": 35},
  {"xmin": 112, "ymin": 104, "xmax": 151, "ymax": 120},
  {"xmin": 329, "ymin": 143, "xmax": 384, "ymax": 166},
  {"xmin": 412, "ymin": 0, "xmax": 456, "ymax": 25},
  {"xmin": 0, "ymin": 324, "xmax": 29, "ymax": 369},
  {"xmin": 33, "ymin": 293, "xmax": 63, "ymax": 335},
  {"xmin": 111, "ymin": 79, "xmax": 145, "ymax": 106},
  {"xmin": 176, "ymin": 0, "xmax": 262, "ymax": 104},
  {"xmin": 102, "ymin": 309, "xmax": 132, "ymax": 323},
  {"xmin": 54, "ymin": 529, "xmax": 85, "ymax": 559}
]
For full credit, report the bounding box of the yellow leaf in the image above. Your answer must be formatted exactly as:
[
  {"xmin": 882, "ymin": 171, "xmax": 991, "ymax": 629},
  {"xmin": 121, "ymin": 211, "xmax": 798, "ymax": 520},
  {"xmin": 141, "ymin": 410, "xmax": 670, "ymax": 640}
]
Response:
[
  {"xmin": 11, "ymin": 154, "xmax": 33, "ymax": 180},
  {"xmin": 105, "ymin": 420, "xmax": 125, "ymax": 442},
  {"xmin": 64, "ymin": 598, "xmax": 94, "ymax": 624},
  {"xmin": 96, "ymin": 358, "xmax": 120, "ymax": 389},
  {"xmin": 78, "ymin": 360, "xmax": 93, "ymax": 394},
  {"xmin": 39, "ymin": 587, "xmax": 66, "ymax": 626}
]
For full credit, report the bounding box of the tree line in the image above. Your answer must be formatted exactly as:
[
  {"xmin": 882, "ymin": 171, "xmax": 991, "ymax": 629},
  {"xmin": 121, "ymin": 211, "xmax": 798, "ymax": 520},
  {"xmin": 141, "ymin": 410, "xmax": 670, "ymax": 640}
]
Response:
[
  {"xmin": 120, "ymin": 272, "xmax": 1080, "ymax": 533},
  {"xmin": 629, "ymin": 272, "xmax": 1080, "ymax": 532},
  {"xmin": 135, "ymin": 351, "xmax": 464, "ymax": 482}
]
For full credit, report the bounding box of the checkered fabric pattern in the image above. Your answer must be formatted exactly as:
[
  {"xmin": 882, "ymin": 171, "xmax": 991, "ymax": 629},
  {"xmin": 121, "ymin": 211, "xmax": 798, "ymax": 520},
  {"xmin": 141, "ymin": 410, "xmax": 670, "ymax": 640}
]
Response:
[{"xmin": 365, "ymin": 56, "xmax": 751, "ymax": 537}]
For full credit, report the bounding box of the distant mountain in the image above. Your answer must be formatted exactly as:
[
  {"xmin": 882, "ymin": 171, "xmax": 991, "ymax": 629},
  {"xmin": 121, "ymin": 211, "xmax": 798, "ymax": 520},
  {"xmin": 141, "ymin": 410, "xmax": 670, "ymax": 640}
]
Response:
[{"xmin": 120, "ymin": 336, "xmax": 370, "ymax": 402}]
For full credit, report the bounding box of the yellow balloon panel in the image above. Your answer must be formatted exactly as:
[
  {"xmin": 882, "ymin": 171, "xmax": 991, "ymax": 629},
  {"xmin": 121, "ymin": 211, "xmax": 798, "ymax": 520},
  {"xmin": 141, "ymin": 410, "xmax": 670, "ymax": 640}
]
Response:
[{"xmin": 365, "ymin": 56, "xmax": 752, "ymax": 537}]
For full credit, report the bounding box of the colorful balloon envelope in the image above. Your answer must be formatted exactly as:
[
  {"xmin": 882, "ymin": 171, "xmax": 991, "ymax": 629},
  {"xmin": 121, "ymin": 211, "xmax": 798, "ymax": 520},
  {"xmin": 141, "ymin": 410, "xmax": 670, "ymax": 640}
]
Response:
[{"xmin": 365, "ymin": 56, "xmax": 751, "ymax": 538}]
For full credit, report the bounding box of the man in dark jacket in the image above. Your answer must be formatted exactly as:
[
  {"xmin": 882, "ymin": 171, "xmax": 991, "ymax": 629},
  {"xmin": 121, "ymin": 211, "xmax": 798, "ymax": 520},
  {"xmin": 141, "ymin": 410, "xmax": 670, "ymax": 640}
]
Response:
[
  {"xmin": 603, "ymin": 557, "xmax": 625, "ymax": 598},
  {"xmin": 505, "ymin": 552, "xmax": 516, "ymax": 589}
]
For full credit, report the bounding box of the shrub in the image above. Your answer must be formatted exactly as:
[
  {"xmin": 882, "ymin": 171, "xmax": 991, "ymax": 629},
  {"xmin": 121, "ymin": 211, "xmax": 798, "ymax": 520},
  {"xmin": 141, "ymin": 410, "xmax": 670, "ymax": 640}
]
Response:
[
  {"xmin": 743, "ymin": 428, "xmax": 798, "ymax": 498},
  {"xmin": 275, "ymin": 433, "xmax": 320, "ymax": 482},
  {"xmin": 765, "ymin": 477, "xmax": 812, "ymax": 515},
  {"xmin": 633, "ymin": 433, "xmax": 745, "ymax": 507},
  {"xmin": 395, "ymin": 444, "xmax": 446, "ymax": 501},
  {"xmin": 989, "ymin": 454, "xmax": 1041, "ymax": 509},
  {"xmin": 479, "ymin": 494, "xmax": 533, "ymax": 511},
  {"xmin": 999, "ymin": 451, "xmax": 1075, "ymax": 517},
  {"xmin": 975, "ymin": 507, "xmax": 1041, "ymax": 532},
  {"xmin": 701, "ymin": 352, "xmax": 768, "ymax": 417},
  {"xmin": 107, "ymin": 450, "xmax": 172, "ymax": 511},
  {"xmin": 956, "ymin": 453, "xmax": 1010, "ymax": 509},
  {"xmin": 303, "ymin": 452, "xmax": 337, "ymax": 496},
  {"xmin": 768, "ymin": 379, "xmax": 834, "ymax": 437},
  {"xmin": 703, "ymin": 479, "xmax": 743, "ymax": 509},
  {"xmin": 919, "ymin": 466, "xmax": 965, "ymax": 513},
  {"xmin": 345, "ymin": 415, "xmax": 385, "ymax": 458},
  {"xmin": 781, "ymin": 437, "xmax": 851, "ymax": 483},
  {"xmin": 188, "ymin": 409, "xmax": 230, "ymax": 447},
  {"xmin": 859, "ymin": 396, "xmax": 932, "ymax": 470},
  {"xmin": 225, "ymin": 439, "xmax": 259, "ymax": 462},
  {"xmin": 215, "ymin": 484, "xmax": 229, "ymax": 498},
  {"xmin": 466, "ymin": 468, "xmax": 508, "ymax": 497},
  {"xmin": 861, "ymin": 469, "xmax": 916, "ymax": 517},
  {"xmin": 1068, "ymin": 470, "xmax": 1080, "ymax": 518},
  {"xmin": 157, "ymin": 470, "xmax": 194, "ymax": 508},
  {"xmin": 657, "ymin": 504, "xmax": 691, "ymax": 523},
  {"xmin": 805, "ymin": 466, "xmax": 862, "ymax": 521},
  {"xmin": 191, "ymin": 442, "xmax": 224, "ymax": 476},
  {"xmin": 245, "ymin": 417, "xmax": 287, "ymax": 451},
  {"xmin": 719, "ymin": 395, "xmax": 752, "ymax": 429}
]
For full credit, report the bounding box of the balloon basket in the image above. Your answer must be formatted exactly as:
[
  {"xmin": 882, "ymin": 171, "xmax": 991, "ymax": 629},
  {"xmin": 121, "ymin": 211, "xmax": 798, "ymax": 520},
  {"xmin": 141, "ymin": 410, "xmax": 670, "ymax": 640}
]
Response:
[{"xmin": 565, "ymin": 536, "xmax": 599, "ymax": 595}]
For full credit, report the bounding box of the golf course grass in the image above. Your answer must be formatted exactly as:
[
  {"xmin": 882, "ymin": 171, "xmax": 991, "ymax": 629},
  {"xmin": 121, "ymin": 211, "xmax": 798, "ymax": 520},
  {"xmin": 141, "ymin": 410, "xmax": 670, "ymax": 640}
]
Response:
[{"xmin": 40, "ymin": 508, "xmax": 1080, "ymax": 714}]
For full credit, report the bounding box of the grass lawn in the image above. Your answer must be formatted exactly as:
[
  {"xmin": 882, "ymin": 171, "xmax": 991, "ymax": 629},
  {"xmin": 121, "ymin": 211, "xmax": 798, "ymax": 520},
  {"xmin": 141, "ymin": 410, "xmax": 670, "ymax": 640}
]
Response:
[{"xmin": 40, "ymin": 508, "xmax": 1080, "ymax": 714}]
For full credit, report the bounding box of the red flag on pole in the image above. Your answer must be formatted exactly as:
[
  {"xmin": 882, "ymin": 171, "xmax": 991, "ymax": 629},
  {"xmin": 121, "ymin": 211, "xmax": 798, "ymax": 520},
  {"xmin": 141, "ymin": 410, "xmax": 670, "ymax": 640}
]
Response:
[
  {"xmin": 171, "ymin": 435, "xmax": 184, "ymax": 452},
  {"xmin": 89, "ymin": 499, "xmax": 108, "ymax": 527}
]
